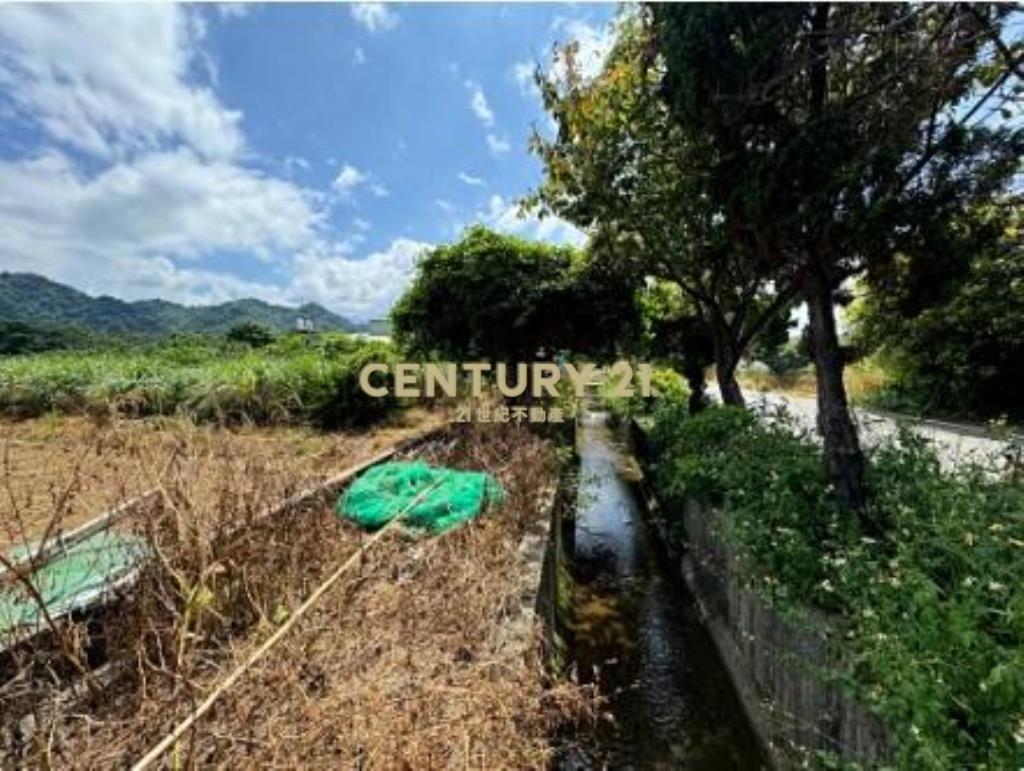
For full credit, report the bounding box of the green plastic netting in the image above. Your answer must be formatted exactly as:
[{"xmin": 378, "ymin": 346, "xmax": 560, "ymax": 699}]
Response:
[
  {"xmin": 1, "ymin": 530, "xmax": 148, "ymax": 637},
  {"xmin": 336, "ymin": 461, "xmax": 504, "ymax": 534}
]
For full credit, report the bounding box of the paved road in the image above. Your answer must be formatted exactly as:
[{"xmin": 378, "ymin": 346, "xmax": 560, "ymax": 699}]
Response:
[{"xmin": 746, "ymin": 390, "xmax": 1016, "ymax": 471}]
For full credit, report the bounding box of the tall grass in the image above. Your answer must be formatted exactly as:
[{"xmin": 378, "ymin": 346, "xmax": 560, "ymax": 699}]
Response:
[
  {"xmin": 738, "ymin": 360, "xmax": 889, "ymax": 401},
  {"xmin": 0, "ymin": 334, "xmax": 398, "ymax": 428}
]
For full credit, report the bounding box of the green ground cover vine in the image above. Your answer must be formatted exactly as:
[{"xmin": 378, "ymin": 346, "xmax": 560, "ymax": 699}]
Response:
[{"xmin": 643, "ymin": 402, "xmax": 1024, "ymax": 769}]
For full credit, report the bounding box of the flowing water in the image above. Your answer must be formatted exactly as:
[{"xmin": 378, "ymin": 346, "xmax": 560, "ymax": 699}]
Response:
[{"xmin": 567, "ymin": 408, "xmax": 764, "ymax": 770}]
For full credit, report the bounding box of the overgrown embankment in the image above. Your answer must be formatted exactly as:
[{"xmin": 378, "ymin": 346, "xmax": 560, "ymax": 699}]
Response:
[{"xmin": 626, "ymin": 388, "xmax": 1024, "ymax": 769}]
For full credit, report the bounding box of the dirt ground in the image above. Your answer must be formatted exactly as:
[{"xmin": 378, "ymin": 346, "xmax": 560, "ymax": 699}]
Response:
[
  {"xmin": 0, "ymin": 408, "xmax": 444, "ymax": 549},
  {"xmin": 2, "ymin": 422, "xmax": 592, "ymax": 768}
]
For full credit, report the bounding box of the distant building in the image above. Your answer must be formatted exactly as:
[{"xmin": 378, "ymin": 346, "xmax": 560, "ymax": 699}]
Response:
[{"xmin": 295, "ymin": 317, "xmax": 315, "ymax": 333}]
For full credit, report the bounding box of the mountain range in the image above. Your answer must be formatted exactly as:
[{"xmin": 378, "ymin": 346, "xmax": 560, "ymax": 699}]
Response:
[{"xmin": 0, "ymin": 272, "xmax": 362, "ymax": 336}]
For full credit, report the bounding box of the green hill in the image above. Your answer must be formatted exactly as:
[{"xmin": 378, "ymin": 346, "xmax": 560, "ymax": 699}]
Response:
[{"xmin": 0, "ymin": 273, "xmax": 362, "ymax": 336}]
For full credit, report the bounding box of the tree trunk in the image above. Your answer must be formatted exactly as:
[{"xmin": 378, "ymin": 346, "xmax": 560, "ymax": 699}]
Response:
[
  {"xmin": 682, "ymin": 358, "xmax": 708, "ymax": 414},
  {"xmin": 713, "ymin": 336, "xmax": 745, "ymax": 407},
  {"xmin": 806, "ymin": 280, "xmax": 868, "ymax": 514}
]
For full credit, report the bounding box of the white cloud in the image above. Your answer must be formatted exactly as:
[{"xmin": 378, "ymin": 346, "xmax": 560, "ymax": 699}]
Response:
[
  {"xmin": 550, "ymin": 17, "xmax": 616, "ymax": 82},
  {"xmin": 350, "ymin": 3, "xmax": 399, "ymax": 33},
  {"xmin": 434, "ymin": 199, "xmax": 456, "ymax": 214},
  {"xmin": 0, "ymin": 5, "xmax": 425, "ymax": 321},
  {"xmin": 0, "ymin": 5, "xmax": 243, "ymax": 160},
  {"xmin": 0, "ymin": 149, "xmax": 434, "ymax": 319},
  {"xmin": 482, "ymin": 194, "xmax": 586, "ymax": 248},
  {"xmin": 216, "ymin": 4, "xmax": 251, "ymax": 20},
  {"xmin": 512, "ymin": 60, "xmax": 538, "ymax": 97},
  {"xmin": 332, "ymin": 164, "xmax": 368, "ymax": 197},
  {"xmin": 0, "ymin": 149, "xmax": 322, "ymax": 266},
  {"xmin": 290, "ymin": 238, "xmax": 432, "ymax": 319},
  {"xmin": 464, "ymin": 80, "xmax": 494, "ymax": 128},
  {"xmin": 486, "ymin": 133, "xmax": 511, "ymax": 156},
  {"xmin": 330, "ymin": 164, "xmax": 387, "ymax": 202},
  {"xmin": 0, "ymin": 149, "xmax": 332, "ymax": 308},
  {"xmin": 458, "ymin": 172, "xmax": 485, "ymax": 187},
  {"xmin": 352, "ymin": 46, "xmax": 366, "ymax": 65},
  {"xmin": 463, "ymin": 79, "xmax": 508, "ymax": 157}
]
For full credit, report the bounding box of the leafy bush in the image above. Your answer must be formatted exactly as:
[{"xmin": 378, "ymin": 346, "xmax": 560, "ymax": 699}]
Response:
[
  {"xmin": 226, "ymin": 322, "xmax": 276, "ymax": 348},
  {"xmin": 392, "ymin": 226, "xmax": 641, "ymax": 362},
  {"xmin": 646, "ymin": 406, "xmax": 1024, "ymax": 768},
  {"xmin": 311, "ymin": 343, "xmax": 398, "ymax": 429},
  {"xmin": 647, "ymin": 406, "xmax": 754, "ymax": 496},
  {"xmin": 851, "ymin": 206, "xmax": 1024, "ymax": 422},
  {"xmin": 602, "ymin": 366, "xmax": 689, "ymax": 425}
]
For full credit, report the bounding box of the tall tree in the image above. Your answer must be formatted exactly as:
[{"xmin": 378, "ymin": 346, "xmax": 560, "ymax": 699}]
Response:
[
  {"xmin": 391, "ymin": 225, "xmax": 640, "ymax": 362},
  {"xmin": 528, "ymin": 13, "xmax": 796, "ymax": 407},
  {"xmin": 851, "ymin": 201, "xmax": 1024, "ymax": 420},
  {"xmin": 637, "ymin": 279, "xmax": 714, "ymax": 413},
  {"xmin": 653, "ymin": 3, "xmax": 1023, "ymax": 514}
]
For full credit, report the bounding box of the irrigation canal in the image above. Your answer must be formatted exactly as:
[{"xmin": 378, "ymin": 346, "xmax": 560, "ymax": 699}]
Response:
[{"xmin": 565, "ymin": 406, "xmax": 764, "ymax": 769}]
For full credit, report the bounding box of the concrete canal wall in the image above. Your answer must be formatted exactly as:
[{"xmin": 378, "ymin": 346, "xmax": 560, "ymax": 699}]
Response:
[{"xmin": 630, "ymin": 421, "xmax": 891, "ymax": 769}]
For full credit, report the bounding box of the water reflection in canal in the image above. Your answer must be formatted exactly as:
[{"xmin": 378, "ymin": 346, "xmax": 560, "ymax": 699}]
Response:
[{"xmin": 568, "ymin": 408, "xmax": 764, "ymax": 770}]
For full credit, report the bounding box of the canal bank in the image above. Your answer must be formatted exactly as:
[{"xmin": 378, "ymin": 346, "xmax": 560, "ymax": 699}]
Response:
[
  {"xmin": 558, "ymin": 407, "xmax": 765, "ymax": 769},
  {"xmin": 628, "ymin": 419, "xmax": 892, "ymax": 768}
]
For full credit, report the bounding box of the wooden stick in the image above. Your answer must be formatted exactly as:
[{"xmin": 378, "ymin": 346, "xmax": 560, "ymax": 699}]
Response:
[{"xmin": 130, "ymin": 479, "xmax": 443, "ymax": 771}]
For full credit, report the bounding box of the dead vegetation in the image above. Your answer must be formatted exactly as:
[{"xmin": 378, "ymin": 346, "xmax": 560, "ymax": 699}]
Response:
[
  {"xmin": 2, "ymin": 419, "xmax": 592, "ymax": 768},
  {"xmin": 737, "ymin": 362, "xmax": 888, "ymax": 400},
  {"xmin": 0, "ymin": 409, "xmax": 443, "ymax": 548}
]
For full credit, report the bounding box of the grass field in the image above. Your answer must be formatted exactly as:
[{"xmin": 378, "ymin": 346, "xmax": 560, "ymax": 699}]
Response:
[
  {"xmin": 0, "ymin": 333, "xmax": 397, "ymax": 427},
  {"xmin": 0, "ymin": 334, "xmax": 587, "ymax": 766},
  {"xmin": 0, "ymin": 330, "xmax": 591, "ymax": 766}
]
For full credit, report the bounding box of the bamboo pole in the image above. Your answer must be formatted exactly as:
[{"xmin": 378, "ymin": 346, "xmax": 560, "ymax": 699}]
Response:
[{"xmin": 131, "ymin": 480, "xmax": 442, "ymax": 771}]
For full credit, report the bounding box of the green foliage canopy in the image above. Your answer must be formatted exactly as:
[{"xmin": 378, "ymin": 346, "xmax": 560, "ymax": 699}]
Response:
[
  {"xmin": 226, "ymin": 322, "xmax": 276, "ymax": 348},
  {"xmin": 853, "ymin": 203, "xmax": 1024, "ymax": 420},
  {"xmin": 529, "ymin": 12, "xmax": 795, "ymax": 405},
  {"xmin": 391, "ymin": 226, "xmax": 640, "ymax": 362},
  {"xmin": 651, "ymin": 2, "xmax": 1023, "ymax": 511}
]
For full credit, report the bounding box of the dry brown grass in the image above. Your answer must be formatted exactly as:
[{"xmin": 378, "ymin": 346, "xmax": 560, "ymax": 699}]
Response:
[
  {"xmin": 2, "ymin": 421, "xmax": 590, "ymax": 768},
  {"xmin": 0, "ymin": 408, "xmax": 443, "ymax": 548},
  {"xmin": 737, "ymin": 362, "xmax": 889, "ymax": 400}
]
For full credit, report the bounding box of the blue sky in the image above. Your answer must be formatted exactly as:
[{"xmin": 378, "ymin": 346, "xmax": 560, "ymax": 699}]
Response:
[{"xmin": 0, "ymin": 3, "xmax": 616, "ymax": 320}]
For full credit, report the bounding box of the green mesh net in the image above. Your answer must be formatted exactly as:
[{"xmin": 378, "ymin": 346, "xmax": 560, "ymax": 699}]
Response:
[
  {"xmin": 1, "ymin": 530, "xmax": 148, "ymax": 637},
  {"xmin": 336, "ymin": 461, "xmax": 504, "ymax": 534}
]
